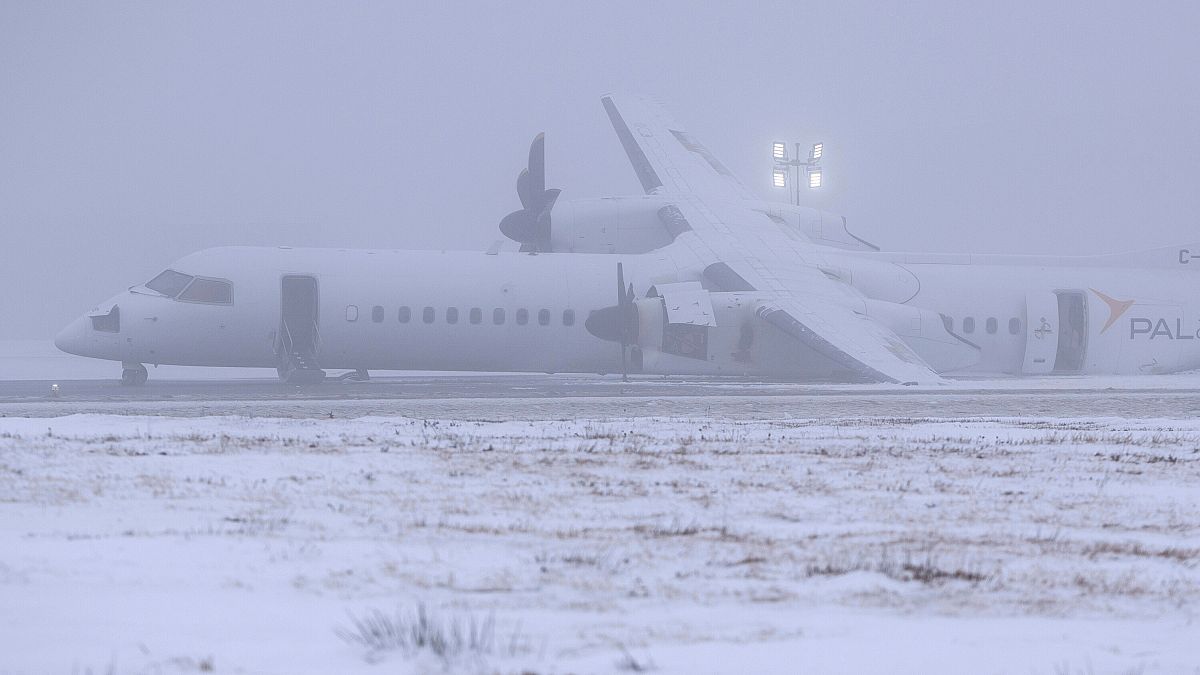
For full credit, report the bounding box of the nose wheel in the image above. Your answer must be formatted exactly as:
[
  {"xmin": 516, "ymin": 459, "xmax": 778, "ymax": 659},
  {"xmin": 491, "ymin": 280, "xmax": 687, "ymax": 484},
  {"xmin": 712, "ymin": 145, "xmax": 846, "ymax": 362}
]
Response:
[{"xmin": 120, "ymin": 363, "xmax": 148, "ymax": 386}]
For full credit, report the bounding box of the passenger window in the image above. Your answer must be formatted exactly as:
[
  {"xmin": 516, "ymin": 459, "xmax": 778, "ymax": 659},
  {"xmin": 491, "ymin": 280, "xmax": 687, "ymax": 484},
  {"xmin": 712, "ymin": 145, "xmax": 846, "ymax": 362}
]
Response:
[
  {"xmin": 398, "ymin": 306, "xmax": 411, "ymax": 323},
  {"xmin": 493, "ymin": 308, "xmax": 506, "ymax": 325},
  {"xmin": 986, "ymin": 317, "xmax": 997, "ymax": 334},
  {"xmin": 470, "ymin": 307, "xmax": 482, "ymax": 324},
  {"xmin": 346, "ymin": 305, "xmax": 359, "ymax": 322},
  {"xmin": 1009, "ymin": 317, "xmax": 1021, "ymax": 335},
  {"xmin": 563, "ymin": 309, "xmax": 575, "ymax": 326},
  {"xmin": 371, "ymin": 305, "xmax": 384, "ymax": 323},
  {"xmin": 178, "ymin": 278, "xmax": 232, "ymax": 304},
  {"xmin": 963, "ymin": 317, "xmax": 975, "ymax": 334},
  {"xmin": 538, "ymin": 309, "xmax": 550, "ymax": 326},
  {"xmin": 446, "ymin": 307, "xmax": 459, "ymax": 324},
  {"xmin": 145, "ymin": 269, "xmax": 194, "ymax": 297},
  {"xmin": 516, "ymin": 308, "xmax": 529, "ymax": 325},
  {"xmin": 423, "ymin": 307, "xmax": 435, "ymax": 324}
]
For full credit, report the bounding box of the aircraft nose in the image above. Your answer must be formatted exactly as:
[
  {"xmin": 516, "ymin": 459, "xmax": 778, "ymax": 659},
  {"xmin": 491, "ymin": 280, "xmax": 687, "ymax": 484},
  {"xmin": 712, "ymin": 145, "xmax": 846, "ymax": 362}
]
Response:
[{"xmin": 54, "ymin": 316, "xmax": 87, "ymax": 356}]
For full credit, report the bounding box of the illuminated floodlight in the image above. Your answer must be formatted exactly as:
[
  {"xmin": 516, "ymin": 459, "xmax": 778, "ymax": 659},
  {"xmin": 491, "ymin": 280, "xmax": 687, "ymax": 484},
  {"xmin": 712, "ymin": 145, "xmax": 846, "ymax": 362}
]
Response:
[
  {"xmin": 808, "ymin": 170, "xmax": 822, "ymax": 189},
  {"xmin": 772, "ymin": 142, "xmax": 787, "ymax": 161},
  {"xmin": 810, "ymin": 142, "xmax": 823, "ymax": 161},
  {"xmin": 772, "ymin": 168, "xmax": 788, "ymax": 188}
]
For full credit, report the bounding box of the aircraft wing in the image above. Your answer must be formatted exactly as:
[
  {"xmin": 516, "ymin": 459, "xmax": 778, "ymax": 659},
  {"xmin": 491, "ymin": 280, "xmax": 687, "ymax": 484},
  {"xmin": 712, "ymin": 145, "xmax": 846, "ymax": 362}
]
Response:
[
  {"xmin": 601, "ymin": 94, "xmax": 942, "ymax": 384},
  {"xmin": 601, "ymin": 95, "xmax": 758, "ymax": 203}
]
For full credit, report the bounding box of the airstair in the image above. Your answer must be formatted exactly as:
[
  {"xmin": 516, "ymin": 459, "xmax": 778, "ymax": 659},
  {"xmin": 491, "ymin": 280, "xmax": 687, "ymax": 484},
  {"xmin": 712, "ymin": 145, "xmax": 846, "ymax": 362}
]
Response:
[
  {"xmin": 277, "ymin": 322, "xmax": 326, "ymax": 384},
  {"xmin": 277, "ymin": 276, "xmax": 326, "ymax": 384}
]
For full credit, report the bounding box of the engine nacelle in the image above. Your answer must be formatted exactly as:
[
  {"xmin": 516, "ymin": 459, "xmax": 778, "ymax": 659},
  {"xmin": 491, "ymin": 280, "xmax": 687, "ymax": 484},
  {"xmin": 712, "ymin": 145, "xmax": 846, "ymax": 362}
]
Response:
[
  {"xmin": 516, "ymin": 194, "xmax": 877, "ymax": 256},
  {"xmin": 631, "ymin": 286, "xmax": 765, "ymax": 376},
  {"xmin": 816, "ymin": 253, "xmax": 921, "ymax": 305},
  {"xmin": 548, "ymin": 196, "xmax": 676, "ymax": 253},
  {"xmin": 631, "ymin": 288, "xmax": 862, "ymax": 378}
]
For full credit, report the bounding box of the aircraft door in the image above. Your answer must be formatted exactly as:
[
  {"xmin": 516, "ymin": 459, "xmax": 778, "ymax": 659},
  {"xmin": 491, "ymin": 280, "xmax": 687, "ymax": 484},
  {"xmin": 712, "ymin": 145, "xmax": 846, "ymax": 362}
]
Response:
[
  {"xmin": 1053, "ymin": 291, "xmax": 1088, "ymax": 373},
  {"xmin": 280, "ymin": 275, "xmax": 320, "ymax": 356},
  {"xmin": 1022, "ymin": 292, "xmax": 1059, "ymax": 374}
]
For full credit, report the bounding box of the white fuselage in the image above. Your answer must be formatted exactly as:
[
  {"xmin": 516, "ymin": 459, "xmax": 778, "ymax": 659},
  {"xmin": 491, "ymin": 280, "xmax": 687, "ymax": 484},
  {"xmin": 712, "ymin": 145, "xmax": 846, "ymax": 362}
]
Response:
[
  {"xmin": 56, "ymin": 247, "xmax": 667, "ymax": 375},
  {"xmin": 877, "ymin": 250, "xmax": 1200, "ymax": 376},
  {"xmin": 54, "ymin": 244, "xmax": 1200, "ymax": 379}
]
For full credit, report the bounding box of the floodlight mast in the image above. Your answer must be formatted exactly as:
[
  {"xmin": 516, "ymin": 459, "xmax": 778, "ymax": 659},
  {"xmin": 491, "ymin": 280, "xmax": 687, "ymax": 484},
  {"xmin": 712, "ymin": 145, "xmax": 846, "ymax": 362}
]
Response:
[{"xmin": 771, "ymin": 140, "xmax": 824, "ymax": 205}]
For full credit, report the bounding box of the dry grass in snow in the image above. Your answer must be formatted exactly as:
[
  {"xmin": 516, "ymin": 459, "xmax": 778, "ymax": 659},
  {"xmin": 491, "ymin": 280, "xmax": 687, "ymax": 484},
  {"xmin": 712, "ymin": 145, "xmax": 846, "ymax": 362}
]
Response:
[{"xmin": 0, "ymin": 413, "xmax": 1197, "ymax": 673}]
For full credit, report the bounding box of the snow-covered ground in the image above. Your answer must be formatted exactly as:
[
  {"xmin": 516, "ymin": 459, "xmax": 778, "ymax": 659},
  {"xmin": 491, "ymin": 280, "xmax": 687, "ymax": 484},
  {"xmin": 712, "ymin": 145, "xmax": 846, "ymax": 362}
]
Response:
[{"xmin": 1, "ymin": 414, "xmax": 1197, "ymax": 674}]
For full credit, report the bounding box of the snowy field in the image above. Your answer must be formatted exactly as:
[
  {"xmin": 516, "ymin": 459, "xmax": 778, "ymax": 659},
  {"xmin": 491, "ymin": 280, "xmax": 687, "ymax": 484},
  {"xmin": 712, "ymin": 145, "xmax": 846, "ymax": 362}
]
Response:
[{"xmin": 1, "ymin": 414, "xmax": 1197, "ymax": 674}]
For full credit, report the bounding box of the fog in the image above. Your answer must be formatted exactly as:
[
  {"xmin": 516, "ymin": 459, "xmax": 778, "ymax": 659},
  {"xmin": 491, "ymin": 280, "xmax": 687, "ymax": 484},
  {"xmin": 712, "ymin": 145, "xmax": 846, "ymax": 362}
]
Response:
[
  {"xmin": 3, "ymin": 1, "xmax": 1199, "ymax": 340},
  {"xmin": 5, "ymin": 5, "xmax": 1200, "ymax": 668}
]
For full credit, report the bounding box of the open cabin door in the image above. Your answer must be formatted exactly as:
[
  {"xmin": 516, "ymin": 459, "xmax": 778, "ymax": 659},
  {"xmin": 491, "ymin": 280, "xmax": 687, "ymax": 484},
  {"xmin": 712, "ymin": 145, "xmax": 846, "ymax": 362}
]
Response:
[
  {"xmin": 1022, "ymin": 292, "xmax": 1059, "ymax": 374},
  {"xmin": 278, "ymin": 275, "xmax": 325, "ymax": 383},
  {"xmin": 1053, "ymin": 291, "xmax": 1088, "ymax": 373}
]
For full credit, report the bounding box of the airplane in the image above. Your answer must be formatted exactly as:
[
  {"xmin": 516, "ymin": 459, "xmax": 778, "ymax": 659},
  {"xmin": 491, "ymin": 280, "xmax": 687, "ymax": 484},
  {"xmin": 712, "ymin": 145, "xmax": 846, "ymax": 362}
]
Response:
[{"xmin": 54, "ymin": 94, "xmax": 1200, "ymax": 386}]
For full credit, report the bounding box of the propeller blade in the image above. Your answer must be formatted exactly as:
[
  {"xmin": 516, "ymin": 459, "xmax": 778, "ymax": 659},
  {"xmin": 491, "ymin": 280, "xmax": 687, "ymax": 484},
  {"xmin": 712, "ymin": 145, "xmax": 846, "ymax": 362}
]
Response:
[
  {"xmin": 499, "ymin": 210, "xmax": 537, "ymax": 244},
  {"xmin": 535, "ymin": 188, "xmax": 561, "ymax": 226},
  {"xmin": 616, "ymin": 262, "xmax": 626, "ymax": 316},
  {"xmin": 628, "ymin": 282, "xmax": 638, "ymax": 343},
  {"xmin": 583, "ymin": 305, "xmax": 625, "ymax": 342},
  {"xmin": 501, "ymin": 134, "xmax": 555, "ymax": 249},
  {"xmin": 617, "ymin": 263, "xmax": 631, "ymax": 381},
  {"xmin": 620, "ymin": 339, "xmax": 629, "ymax": 382},
  {"xmin": 516, "ymin": 168, "xmax": 533, "ymax": 211},
  {"xmin": 528, "ymin": 132, "xmax": 546, "ymax": 197},
  {"xmin": 584, "ymin": 262, "xmax": 640, "ymax": 368}
]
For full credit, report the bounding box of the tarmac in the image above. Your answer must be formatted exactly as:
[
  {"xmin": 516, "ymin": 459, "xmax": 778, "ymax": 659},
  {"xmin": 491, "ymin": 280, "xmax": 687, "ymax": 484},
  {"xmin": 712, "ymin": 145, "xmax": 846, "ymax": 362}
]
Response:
[{"xmin": 3, "ymin": 373, "xmax": 1200, "ymax": 420}]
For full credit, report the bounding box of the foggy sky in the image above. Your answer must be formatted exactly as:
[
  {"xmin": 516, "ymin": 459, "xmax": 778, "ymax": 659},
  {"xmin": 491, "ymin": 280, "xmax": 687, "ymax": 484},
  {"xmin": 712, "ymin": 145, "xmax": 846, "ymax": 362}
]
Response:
[{"xmin": 3, "ymin": 1, "xmax": 1199, "ymax": 339}]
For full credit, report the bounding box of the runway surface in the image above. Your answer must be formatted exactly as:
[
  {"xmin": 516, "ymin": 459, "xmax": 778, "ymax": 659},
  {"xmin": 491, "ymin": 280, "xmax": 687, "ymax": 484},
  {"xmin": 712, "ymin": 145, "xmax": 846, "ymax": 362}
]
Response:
[{"xmin": 4, "ymin": 373, "xmax": 1200, "ymax": 419}]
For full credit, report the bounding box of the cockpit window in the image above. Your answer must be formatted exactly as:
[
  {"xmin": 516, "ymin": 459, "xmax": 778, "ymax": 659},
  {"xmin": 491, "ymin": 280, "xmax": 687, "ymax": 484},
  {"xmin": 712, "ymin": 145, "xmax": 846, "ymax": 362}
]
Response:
[
  {"xmin": 91, "ymin": 305, "xmax": 120, "ymax": 333},
  {"xmin": 145, "ymin": 270, "xmax": 194, "ymax": 297},
  {"xmin": 178, "ymin": 278, "xmax": 233, "ymax": 304}
]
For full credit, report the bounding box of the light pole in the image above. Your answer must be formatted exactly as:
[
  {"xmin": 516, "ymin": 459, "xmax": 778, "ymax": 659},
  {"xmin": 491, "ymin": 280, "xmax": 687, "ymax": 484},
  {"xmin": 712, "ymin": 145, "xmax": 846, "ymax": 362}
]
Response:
[{"xmin": 772, "ymin": 141, "xmax": 823, "ymax": 205}]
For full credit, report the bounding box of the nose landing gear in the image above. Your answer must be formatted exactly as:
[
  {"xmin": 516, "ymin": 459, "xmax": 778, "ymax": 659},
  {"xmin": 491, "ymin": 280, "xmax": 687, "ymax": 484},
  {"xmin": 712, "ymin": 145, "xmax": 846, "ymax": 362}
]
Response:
[{"xmin": 121, "ymin": 362, "xmax": 148, "ymax": 386}]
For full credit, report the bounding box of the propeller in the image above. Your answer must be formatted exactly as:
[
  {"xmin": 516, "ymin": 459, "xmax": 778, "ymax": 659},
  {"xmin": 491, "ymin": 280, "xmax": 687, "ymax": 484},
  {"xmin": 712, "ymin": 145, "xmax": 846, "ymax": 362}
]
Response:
[
  {"xmin": 499, "ymin": 133, "xmax": 561, "ymax": 252},
  {"xmin": 585, "ymin": 262, "xmax": 640, "ymax": 381}
]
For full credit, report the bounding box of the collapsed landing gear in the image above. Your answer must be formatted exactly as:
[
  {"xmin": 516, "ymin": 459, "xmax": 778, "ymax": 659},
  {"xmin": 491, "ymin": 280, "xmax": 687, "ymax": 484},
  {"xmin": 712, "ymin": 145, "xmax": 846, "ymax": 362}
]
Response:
[{"xmin": 120, "ymin": 362, "xmax": 148, "ymax": 386}]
